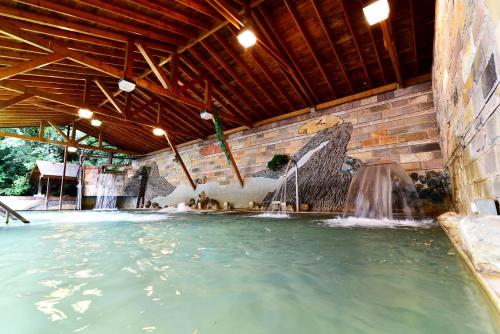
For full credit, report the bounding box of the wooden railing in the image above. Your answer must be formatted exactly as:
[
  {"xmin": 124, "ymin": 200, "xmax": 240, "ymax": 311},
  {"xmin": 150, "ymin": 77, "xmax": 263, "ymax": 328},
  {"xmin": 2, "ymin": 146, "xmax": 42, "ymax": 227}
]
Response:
[{"xmin": 0, "ymin": 200, "xmax": 30, "ymax": 224}]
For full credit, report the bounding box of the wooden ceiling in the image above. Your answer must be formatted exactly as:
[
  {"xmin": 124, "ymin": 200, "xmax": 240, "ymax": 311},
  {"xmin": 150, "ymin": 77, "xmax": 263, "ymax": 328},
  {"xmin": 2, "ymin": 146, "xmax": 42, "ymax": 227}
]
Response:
[{"xmin": 0, "ymin": 0, "xmax": 435, "ymax": 154}]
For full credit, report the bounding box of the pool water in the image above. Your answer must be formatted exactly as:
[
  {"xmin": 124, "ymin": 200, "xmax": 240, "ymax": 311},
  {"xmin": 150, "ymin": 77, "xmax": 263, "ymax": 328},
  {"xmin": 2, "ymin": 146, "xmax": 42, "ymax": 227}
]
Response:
[{"xmin": 0, "ymin": 211, "xmax": 498, "ymax": 334}]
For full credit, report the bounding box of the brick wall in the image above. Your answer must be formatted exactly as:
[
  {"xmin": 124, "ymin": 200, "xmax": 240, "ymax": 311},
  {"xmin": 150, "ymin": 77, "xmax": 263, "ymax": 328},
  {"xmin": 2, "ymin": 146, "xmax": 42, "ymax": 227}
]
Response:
[
  {"xmin": 433, "ymin": 0, "xmax": 500, "ymax": 213},
  {"xmin": 134, "ymin": 82, "xmax": 442, "ymax": 188}
]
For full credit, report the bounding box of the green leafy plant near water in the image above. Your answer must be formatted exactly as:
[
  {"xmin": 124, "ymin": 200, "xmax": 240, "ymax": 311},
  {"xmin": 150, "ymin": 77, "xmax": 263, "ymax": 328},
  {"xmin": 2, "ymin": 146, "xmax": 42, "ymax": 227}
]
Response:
[
  {"xmin": 213, "ymin": 111, "xmax": 231, "ymax": 164},
  {"xmin": 267, "ymin": 154, "xmax": 289, "ymax": 171}
]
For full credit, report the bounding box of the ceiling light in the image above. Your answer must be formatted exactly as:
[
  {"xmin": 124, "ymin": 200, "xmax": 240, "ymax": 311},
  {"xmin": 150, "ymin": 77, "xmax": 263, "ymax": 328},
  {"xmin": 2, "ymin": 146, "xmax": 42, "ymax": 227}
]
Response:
[
  {"xmin": 118, "ymin": 78, "xmax": 136, "ymax": 92},
  {"xmin": 78, "ymin": 108, "xmax": 93, "ymax": 119},
  {"xmin": 152, "ymin": 127, "xmax": 165, "ymax": 136},
  {"xmin": 363, "ymin": 0, "xmax": 390, "ymax": 25},
  {"xmin": 200, "ymin": 110, "xmax": 213, "ymax": 120},
  {"xmin": 67, "ymin": 146, "xmax": 78, "ymax": 153},
  {"xmin": 237, "ymin": 29, "xmax": 257, "ymax": 48},
  {"xmin": 91, "ymin": 119, "xmax": 102, "ymax": 127}
]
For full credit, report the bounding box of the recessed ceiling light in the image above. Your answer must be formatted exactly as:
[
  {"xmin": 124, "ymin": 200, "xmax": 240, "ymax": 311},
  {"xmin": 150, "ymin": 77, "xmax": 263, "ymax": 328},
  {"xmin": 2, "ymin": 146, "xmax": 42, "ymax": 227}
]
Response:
[
  {"xmin": 363, "ymin": 0, "xmax": 390, "ymax": 25},
  {"xmin": 91, "ymin": 119, "xmax": 102, "ymax": 127},
  {"xmin": 67, "ymin": 146, "xmax": 78, "ymax": 153},
  {"xmin": 118, "ymin": 78, "xmax": 136, "ymax": 92},
  {"xmin": 78, "ymin": 108, "xmax": 93, "ymax": 119},
  {"xmin": 237, "ymin": 29, "xmax": 257, "ymax": 48},
  {"xmin": 152, "ymin": 127, "xmax": 165, "ymax": 136}
]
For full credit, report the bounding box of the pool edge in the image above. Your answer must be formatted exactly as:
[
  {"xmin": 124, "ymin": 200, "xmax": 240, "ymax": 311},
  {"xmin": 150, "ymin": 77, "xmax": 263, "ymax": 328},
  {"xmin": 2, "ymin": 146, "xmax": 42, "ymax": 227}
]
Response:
[{"xmin": 437, "ymin": 214, "xmax": 500, "ymax": 316}]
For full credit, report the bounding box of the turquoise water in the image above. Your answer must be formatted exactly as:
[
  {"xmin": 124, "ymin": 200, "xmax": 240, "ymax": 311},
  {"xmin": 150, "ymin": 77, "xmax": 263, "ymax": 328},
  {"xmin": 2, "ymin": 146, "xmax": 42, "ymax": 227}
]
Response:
[{"xmin": 0, "ymin": 211, "xmax": 498, "ymax": 334}]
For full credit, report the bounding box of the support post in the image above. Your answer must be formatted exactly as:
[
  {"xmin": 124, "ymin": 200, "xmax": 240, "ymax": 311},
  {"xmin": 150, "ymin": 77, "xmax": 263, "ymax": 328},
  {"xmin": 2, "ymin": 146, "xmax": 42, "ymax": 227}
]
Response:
[
  {"xmin": 59, "ymin": 146, "xmax": 68, "ymax": 210},
  {"xmin": 45, "ymin": 177, "xmax": 50, "ymax": 210},
  {"xmin": 164, "ymin": 132, "xmax": 196, "ymax": 190},
  {"xmin": 37, "ymin": 175, "xmax": 43, "ymax": 195}
]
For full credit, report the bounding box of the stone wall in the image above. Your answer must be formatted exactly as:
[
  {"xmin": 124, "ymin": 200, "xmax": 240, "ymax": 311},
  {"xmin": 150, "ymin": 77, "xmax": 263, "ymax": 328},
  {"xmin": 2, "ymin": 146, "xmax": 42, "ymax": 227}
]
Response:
[
  {"xmin": 121, "ymin": 82, "xmax": 445, "ymax": 209},
  {"xmin": 433, "ymin": 0, "xmax": 500, "ymax": 214}
]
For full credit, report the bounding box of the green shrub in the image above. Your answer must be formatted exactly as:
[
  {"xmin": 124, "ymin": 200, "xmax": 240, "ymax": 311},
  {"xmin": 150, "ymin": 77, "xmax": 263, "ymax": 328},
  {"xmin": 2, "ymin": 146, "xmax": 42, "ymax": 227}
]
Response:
[{"xmin": 267, "ymin": 154, "xmax": 289, "ymax": 171}]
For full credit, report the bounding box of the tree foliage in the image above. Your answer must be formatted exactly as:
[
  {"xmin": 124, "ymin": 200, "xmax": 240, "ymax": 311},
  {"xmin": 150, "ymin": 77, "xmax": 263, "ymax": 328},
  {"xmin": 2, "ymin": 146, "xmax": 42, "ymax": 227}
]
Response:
[{"xmin": 0, "ymin": 127, "xmax": 115, "ymax": 196}]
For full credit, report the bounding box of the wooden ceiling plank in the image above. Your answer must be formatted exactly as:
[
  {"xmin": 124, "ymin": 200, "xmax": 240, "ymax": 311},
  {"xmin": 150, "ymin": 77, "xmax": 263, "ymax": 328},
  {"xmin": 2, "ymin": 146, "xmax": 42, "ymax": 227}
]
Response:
[
  {"xmin": 249, "ymin": 10, "xmax": 308, "ymax": 105},
  {"xmin": 133, "ymin": 0, "xmax": 212, "ymax": 31},
  {"xmin": 135, "ymin": 43, "xmax": 170, "ymax": 89},
  {"xmin": 250, "ymin": 50, "xmax": 294, "ymax": 110},
  {"xmin": 14, "ymin": 0, "xmax": 186, "ymax": 46},
  {"xmin": 0, "ymin": 92, "xmax": 33, "ymax": 110},
  {"xmin": 0, "ymin": 52, "xmax": 65, "ymax": 80},
  {"xmin": 257, "ymin": 6, "xmax": 318, "ymax": 104},
  {"xmin": 310, "ymin": 0, "xmax": 353, "ymax": 93},
  {"xmin": 180, "ymin": 55, "xmax": 252, "ymax": 125},
  {"xmin": 359, "ymin": 0, "xmax": 386, "ymax": 84},
  {"xmin": 339, "ymin": 0, "xmax": 373, "ymax": 88},
  {"xmin": 200, "ymin": 41, "xmax": 269, "ymax": 114},
  {"xmin": 97, "ymin": 0, "xmax": 263, "ymax": 109},
  {"xmin": 174, "ymin": 0, "xmax": 222, "ymax": 19},
  {"xmin": 75, "ymin": 0, "xmax": 197, "ymax": 39},
  {"xmin": 216, "ymin": 31, "xmax": 282, "ymax": 111},
  {"xmin": 283, "ymin": 0, "xmax": 336, "ymax": 98},
  {"xmin": 408, "ymin": 0, "xmax": 419, "ymax": 74},
  {"xmin": 94, "ymin": 79, "xmax": 124, "ymax": 115},
  {"xmin": 0, "ymin": 3, "xmax": 124, "ymax": 42},
  {"xmin": 188, "ymin": 48, "xmax": 259, "ymax": 120}
]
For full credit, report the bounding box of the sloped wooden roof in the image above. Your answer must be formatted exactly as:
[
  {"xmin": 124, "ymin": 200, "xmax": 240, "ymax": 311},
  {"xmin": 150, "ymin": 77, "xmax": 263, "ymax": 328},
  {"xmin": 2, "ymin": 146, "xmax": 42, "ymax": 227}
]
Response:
[
  {"xmin": 31, "ymin": 160, "xmax": 79, "ymax": 180},
  {"xmin": 0, "ymin": 0, "xmax": 435, "ymax": 154}
]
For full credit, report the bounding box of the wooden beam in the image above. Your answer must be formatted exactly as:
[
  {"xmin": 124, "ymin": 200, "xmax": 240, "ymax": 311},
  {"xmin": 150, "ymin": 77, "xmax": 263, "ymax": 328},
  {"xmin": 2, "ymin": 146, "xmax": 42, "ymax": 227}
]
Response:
[
  {"xmin": 164, "ymin": 131, "xmax": 196, "ymax": 190},
  {"xmin": 14, "ymin": 0, "xmax": 187, "ymax": 46},
  {"xmin": 135, "ymin": 43, "xmax": 170, "ymax": 89},
  {"xmin": 257, "ymin": 6, "xmax": 317, "ymax": 104},
  {"xmin": 250, "ymin": 50, "xmax": 294, "ymax": 110},
  {"xmin": 283, "ymin": 0, "xmax": 336, "ymax": 97},
  {"xmin": 216, "ymin": 31, "xmax": 282, "ymax": 111},
  {"xmin": 380, "ymin": 21, "xmax": 402, "ymax": 85},
  {"xmin": 171, "ymin": 53, "xmax": 179, "ymax": 94},
  {"xmin": 339, "ymin": 0, "xmax": 372, "ymax": 88},
  {"xmin": 124, "ymin": 37, "xmax": 135, "ymax": 80},
  {"xmin": 310, "ymin": 0, "xmax": 353, "ymax": 93},
  {"xmin": 200, "ymin": 41, "xmax": 268, "ymax": 113},
  {"xmin": 58, "ymin": 145, "xmax": 68, "ymax": 210},
  {"xmin": 0, "ymin": 23, "xmax": 205, "ymax": 109},
  {"xmin": 76, "ymin": 0, "xmax": 198, "ymax": 39},
  {"xmin": 207, "ymin": 0, "xmax": 244, "ymax": 28},
  {"xmin": 47, "ymin": 120, "xmax": 71, "ymax": 142},
  {"xmin": 134, "ymin": 0, "xmax": 212, "ymax": 30},
  {"xmin": 0, "ymin": 52, "xmax": 65, "ymax": 80},
  {"xmin": 178, "ymin": 58, "xmax": 252, "ymax": 125},
  {"xmin": 0, "ymin": 92, "xmax": 33, "ymax": 110},
  {"xmin": 94, "ymin": 79, "xmax": 125, "ymax": 115},
  {"xmin": 188, "ymin": 48, "xmax": 259, "ymax": 120},
  {"xmin": 408, "ymin": 0, "xmax": 419, "ymax": 74},
  {"xmin": 212, "ymin": 119, "xmax": 244, "ymax": 187},
  {"xmin": 0, "ymin": 129, "xmax": 136, "ymax": 154},
  {"xmin": 174, "ymin": 0, "xmax": 221, "ymax": 19}
]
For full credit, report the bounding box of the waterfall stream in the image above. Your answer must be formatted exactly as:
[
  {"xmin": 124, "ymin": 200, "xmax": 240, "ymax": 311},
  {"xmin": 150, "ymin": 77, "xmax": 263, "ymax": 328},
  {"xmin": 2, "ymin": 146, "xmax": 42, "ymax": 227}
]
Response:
[
  {"xmin": 95, "ymin": 173, "xmax": 121, "ymax": 210},
  {"xmin": 344, "ymin": 162, "xmax": 419, "ymax": 219}
]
